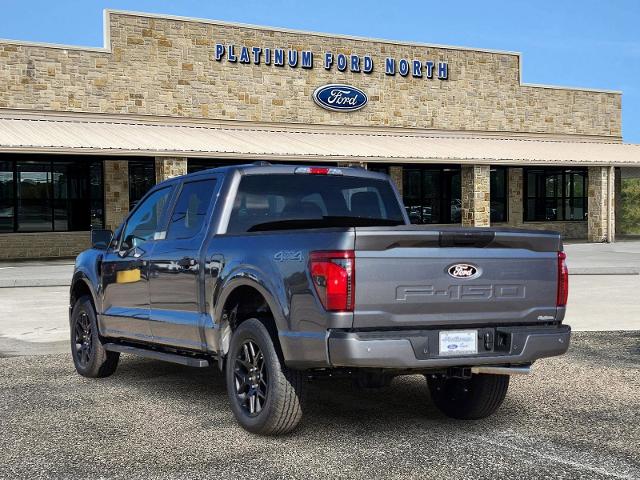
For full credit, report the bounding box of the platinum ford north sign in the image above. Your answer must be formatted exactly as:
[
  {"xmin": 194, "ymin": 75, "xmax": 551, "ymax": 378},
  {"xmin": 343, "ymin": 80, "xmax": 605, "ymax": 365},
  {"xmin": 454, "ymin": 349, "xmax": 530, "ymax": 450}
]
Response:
[
  {"xmin": 313, "ymin": 84, "xmax": 368, "ymax": 112},
  {"xmin": 213, "ymin": 44, "xmax": 449, "ymax": 80}
]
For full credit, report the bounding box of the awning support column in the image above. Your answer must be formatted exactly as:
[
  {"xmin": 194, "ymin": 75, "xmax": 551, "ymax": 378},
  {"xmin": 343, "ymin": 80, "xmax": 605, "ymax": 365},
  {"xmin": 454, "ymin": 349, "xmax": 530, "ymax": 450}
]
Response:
[
  {"xmin": 461, "ymin": 165, "xmax": 490, "ymax": 227},
  {"xmin": 388, "ymin": 166, "xmax": 403, "ymax": 196},
  {"xmin": 507, "ymin": 167, "xmax": 524, "ymax": 226},
  {"xmin": 588, "ymin": 166, "xmax": 616, "ymax": 242},
  {"xmin": 155, "ymin": 156, "xmax": 187, "ymax": 183},
  {"xmin": 104, "ymin": 160, "xmax": 130, "ymax": 231}
]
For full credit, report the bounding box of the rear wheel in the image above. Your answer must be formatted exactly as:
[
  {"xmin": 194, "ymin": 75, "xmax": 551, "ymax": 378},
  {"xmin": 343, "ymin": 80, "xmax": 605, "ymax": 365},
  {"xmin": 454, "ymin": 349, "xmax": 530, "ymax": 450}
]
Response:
[
  {"xmin": 426, "ymin": 373, "xmax": 509, "ymax": 420},
  {"xmin": 70, "ymin": 295, "xmax": 119, "ymax": 378},
  {"xmin": 226, "ymin": 318, "xmax": 305, "ymax": 435}
]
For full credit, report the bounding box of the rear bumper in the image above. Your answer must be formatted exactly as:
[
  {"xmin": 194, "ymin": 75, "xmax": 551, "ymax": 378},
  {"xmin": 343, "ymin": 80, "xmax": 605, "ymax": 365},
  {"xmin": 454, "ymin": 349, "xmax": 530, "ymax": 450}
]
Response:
[{"xmin": 328, "ymin": 324, "xmax": 571, "ymax": 369}]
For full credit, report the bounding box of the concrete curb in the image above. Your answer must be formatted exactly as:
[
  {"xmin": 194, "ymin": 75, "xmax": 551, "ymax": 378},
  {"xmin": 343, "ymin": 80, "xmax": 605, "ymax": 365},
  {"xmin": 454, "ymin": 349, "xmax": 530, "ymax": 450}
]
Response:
[
  {"xmin": 0, "ymin": 280, "xmax": 71, "ymax": 288},
  {"xmin": 570, "ymin": 267, "xmax": 640, "ymax": 275}
]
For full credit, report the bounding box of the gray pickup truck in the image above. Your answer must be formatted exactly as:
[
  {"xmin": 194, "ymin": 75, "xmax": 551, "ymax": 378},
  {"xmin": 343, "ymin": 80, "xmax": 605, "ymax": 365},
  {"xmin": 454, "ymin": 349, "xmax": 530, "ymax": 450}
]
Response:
[{"xmin": 70, "ymin": 163, "xmax": 570, "ymax": 435}]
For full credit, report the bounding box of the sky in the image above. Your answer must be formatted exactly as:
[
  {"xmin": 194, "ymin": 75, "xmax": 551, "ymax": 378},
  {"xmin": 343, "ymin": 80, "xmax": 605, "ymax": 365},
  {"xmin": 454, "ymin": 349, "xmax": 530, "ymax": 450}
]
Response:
[{"xmin": 1, "ymin": 0, "xmax": 638, "ymax": 142}]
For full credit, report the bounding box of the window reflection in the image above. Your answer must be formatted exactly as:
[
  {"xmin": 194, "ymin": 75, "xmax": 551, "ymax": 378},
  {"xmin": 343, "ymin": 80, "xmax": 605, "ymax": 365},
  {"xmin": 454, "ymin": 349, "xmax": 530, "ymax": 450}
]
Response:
[
  {"xmin": 403, "ymin": 166, "xmax": 461, "ymax": 224},
  {"xmin": 1, "ymin": 156, "xmax": 105, "ymax": 232},
  {"xmin": 18, "ymin": 162, "xmax": 52, "ymax": 232},
  {"xmin": 0, "ymin": 162, "xmax": 14, "ymax": 232},
  {"xmin": 525, "ymin": 168, "xmax": 588, "ymax": 221},
  {"xmin": 128, "ymin": 160, "xmax": 156, "ymax": 210},
  {"xmin": 490, "ymin": 167, "xmax": 508, "ymax": 223}
]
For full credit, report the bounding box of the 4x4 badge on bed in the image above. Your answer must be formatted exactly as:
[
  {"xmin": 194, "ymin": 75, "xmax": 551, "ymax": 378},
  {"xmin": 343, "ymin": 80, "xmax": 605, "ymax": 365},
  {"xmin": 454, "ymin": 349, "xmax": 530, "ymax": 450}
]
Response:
[
  {"xmin": 448, "ymin": 264, "xmax": 479, "ymax": 279},
  {"xmin": 274, "ymin": 250, "xmax": 303, "ymax": 262}
]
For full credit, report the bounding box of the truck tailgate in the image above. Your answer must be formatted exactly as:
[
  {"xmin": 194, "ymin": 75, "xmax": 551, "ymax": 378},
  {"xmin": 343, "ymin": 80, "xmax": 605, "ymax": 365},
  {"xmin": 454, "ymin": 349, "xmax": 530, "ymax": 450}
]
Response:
[{"xmin": 353, "ymin": 227, "xmax": 562, "ymax": 329}]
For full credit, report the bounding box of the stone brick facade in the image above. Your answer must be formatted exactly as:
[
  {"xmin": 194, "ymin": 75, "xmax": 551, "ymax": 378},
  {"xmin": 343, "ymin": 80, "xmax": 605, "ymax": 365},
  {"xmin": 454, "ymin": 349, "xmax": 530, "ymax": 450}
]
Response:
[
  {"xmin": 615, "ymin": 168, "xmax": 622, "ymax": 236},
  {"xmin": 104, "ymin": 160, "xmax": 130, "ymax": 231},
  {"xmin": 155, "ymin": 156, "xmax": 187, "ymax": 182},
  {"xmin": 0, "ymin": 11, "xmax": 621, "ymax": 138},
  {"xmin": 587, "ymin": 166, "xmax": 615, "ymax": 242},
  {"xmin": 388, "ymin": 166, "xmax": 403, "ymax": 196},
  {"xmin": 507, "ymin": 167, "xmax": 524, "ymax": 227},
  {"xmin": 461, "ymin": 165, "xmax": 490, "ymax": 227},
  {"xmin": 0, "ymin": 232, "xmax": 89, "ymax": 260},
  {"xmin": 0, "ymin": 11, "xmax": 626, "ymax": 258}
]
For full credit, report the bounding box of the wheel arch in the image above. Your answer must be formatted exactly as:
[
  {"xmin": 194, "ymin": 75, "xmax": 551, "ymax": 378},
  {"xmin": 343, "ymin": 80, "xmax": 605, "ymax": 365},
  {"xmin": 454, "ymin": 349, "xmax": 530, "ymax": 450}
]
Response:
[
  {"xmin": 214, "ymin": 274, "xmax": 288, "ymax": 359},
  {"xmin": 69, "ymin": 272, "xmax": 98, "ymax": 321}
]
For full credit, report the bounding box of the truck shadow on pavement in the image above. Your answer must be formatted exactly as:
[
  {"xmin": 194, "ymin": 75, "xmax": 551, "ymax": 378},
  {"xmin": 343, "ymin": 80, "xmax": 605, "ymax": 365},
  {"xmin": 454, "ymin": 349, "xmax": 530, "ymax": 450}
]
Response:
[{"xmin": 108, "ymin": 355, "xmax": 508, "ymax": 433}]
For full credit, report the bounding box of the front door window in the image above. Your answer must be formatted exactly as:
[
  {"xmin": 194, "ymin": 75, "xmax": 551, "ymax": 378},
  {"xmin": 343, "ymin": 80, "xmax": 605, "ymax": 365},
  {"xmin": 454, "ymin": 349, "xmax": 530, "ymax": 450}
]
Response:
[{"xmin": 121, "ymin": 187, "xmax": 172, "ymax": 251}]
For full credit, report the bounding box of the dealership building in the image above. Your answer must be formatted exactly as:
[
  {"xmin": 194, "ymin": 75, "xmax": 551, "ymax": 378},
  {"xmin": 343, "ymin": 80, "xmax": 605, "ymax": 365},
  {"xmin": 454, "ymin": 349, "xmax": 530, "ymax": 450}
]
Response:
[{"xmin": 0, "ymin": 10, "xmax": 639, "ymax": 259}]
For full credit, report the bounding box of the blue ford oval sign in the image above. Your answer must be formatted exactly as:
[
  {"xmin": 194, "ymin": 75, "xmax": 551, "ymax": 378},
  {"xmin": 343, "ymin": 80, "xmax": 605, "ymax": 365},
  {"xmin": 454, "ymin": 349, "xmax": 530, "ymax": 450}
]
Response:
[{"xmin": 312, "ymin": 84, "xmax": 368, "ymax": 112}]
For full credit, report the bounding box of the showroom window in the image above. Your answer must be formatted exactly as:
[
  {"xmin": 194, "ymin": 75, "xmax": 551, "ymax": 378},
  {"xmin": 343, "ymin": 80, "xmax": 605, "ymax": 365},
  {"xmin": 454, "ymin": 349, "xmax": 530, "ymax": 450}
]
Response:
[
  {"xmin": 0, "ymin": 156, "xmax": 104, "ymax": 232},
  {"xmin": 524, "ymin": 168, "xmax": 588, "ymax": 221},
  {"xmin": 402, "ymin": 166, "xmax": 461, "ymax": 224},
  {"xmin": 367, "ymin": 165, "xmax": 390, "ymax": 175},
  {"xmin": 0, "ymin": 161, "xmax": 15, "ymax": 232},
  {"xmin": 128, "ymin": 159, "xmax": 156, "ymax": 209},
  {"xmin": 490, "ymin": 167, "xmax": 508, "ymax": 223}
]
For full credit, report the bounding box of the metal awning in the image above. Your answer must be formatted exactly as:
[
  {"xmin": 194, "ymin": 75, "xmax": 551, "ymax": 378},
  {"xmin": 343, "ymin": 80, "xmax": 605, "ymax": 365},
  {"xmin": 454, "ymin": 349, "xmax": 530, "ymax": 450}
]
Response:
[{"xmin": 0, "ymin": 112, "xmax": 639, "ymax": 166}]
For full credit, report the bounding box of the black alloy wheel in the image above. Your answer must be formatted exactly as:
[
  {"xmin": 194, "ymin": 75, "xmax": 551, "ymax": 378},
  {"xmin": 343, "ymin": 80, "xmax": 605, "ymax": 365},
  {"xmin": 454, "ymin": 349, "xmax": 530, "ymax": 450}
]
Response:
[
  {"xmin": 225, "ymin": 318, "xmax": 305, "ymax": 435},
  {"xmin": 73, "ymin": 311, "xmax": 93, "ymax": 368},
  {"xmin": 233, "ymin": 340, "xmax": 268, "ymax": 416},
  {"xmin": 70, "ymin": 295, "xmax": 119, "ymax": 378}
]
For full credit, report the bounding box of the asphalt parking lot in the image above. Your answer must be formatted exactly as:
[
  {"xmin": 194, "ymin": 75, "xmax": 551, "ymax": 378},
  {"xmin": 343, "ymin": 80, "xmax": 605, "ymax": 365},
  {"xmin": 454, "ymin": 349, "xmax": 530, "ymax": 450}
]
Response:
[{"xmin": 1, "ymin": 332, "xmax": 638, "ymax": 480}]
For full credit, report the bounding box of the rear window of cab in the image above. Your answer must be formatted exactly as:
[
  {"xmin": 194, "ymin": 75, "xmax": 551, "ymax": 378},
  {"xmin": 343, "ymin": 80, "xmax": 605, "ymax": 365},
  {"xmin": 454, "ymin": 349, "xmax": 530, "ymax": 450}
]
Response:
[{"xmin": 227, "ymin": 174, "xmax": 405, "ymax": 233}]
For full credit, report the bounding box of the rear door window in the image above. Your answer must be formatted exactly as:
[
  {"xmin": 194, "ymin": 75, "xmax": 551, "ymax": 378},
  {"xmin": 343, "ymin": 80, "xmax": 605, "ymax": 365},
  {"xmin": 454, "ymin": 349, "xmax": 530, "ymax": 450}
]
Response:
[{"xmin": 167, "ymin": 179, "xmax": 217, "ymax": 240}]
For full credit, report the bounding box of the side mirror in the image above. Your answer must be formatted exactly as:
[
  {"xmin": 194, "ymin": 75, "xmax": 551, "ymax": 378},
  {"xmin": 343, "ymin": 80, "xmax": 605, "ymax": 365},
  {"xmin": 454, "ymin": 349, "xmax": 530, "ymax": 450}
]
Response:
[{"xmin": 91, "ymin": 229, "xmax": 113, "ymax": 250}]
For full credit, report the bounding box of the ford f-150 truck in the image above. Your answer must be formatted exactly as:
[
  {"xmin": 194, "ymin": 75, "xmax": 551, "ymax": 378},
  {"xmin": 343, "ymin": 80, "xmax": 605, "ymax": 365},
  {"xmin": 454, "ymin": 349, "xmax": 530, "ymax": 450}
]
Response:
[{"xmin": 70, "ymin": 163, "xmax": 570, "ymax": 435}]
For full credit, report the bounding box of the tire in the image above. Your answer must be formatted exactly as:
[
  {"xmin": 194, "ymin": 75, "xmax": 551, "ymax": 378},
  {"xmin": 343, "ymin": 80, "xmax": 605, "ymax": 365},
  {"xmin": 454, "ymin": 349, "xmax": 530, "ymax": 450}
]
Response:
[
  {"xmin": 70, "ymin": 295, "xmax": 119, "ymax": 378},
  {"xmin": 426, "ymin": 373, "xmax": 509, "ymax": 420},
  {"xmin": 225, "ymin": 318, "xmax": 305, "ymax": 435}
]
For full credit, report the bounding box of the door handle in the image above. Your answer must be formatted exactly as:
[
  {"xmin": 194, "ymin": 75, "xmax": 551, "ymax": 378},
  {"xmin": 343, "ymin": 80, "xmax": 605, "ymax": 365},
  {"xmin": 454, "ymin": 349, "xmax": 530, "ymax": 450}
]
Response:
[{"xmin": 177, "ymin": 257, "xmax": 197, "ymax": 268}]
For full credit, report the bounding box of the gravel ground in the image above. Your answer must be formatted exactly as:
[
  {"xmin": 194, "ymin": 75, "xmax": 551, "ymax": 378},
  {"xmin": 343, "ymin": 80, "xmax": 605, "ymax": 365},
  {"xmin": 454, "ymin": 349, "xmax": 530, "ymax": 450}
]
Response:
[{"xmin": 1, "ymin": 331, "xmax": 638, "ymax": 480}]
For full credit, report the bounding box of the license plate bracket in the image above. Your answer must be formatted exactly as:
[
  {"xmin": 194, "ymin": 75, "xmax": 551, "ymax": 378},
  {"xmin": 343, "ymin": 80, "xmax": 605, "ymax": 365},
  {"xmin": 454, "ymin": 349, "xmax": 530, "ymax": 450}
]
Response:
[{"xmin": 438, "ymin": 330, "xmax": 478, "ymax": 356}]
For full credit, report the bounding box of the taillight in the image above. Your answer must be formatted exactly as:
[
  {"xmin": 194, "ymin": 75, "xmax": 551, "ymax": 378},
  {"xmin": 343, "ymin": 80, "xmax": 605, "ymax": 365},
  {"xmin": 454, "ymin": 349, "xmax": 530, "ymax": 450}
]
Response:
[
  {"xmin": 557, "ymin": 251, "xmax": 569, "ymax": 307},
  {"xmin": 309, "ymin": 250, "xmax": 355, "ymax": 312}
]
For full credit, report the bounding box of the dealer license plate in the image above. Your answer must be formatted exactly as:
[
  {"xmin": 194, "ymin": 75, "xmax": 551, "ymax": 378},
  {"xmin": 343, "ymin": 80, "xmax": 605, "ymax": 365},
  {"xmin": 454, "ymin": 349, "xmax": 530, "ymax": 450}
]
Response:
[{"xmin": 439, "ymin": 330, "xmax": 478, "ymax": 356}]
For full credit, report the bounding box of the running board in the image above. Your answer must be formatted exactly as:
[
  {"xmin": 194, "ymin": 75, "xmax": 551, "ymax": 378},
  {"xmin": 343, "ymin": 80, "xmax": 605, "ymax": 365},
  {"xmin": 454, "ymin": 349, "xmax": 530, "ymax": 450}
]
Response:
[
  {"xmin": 104, "ymin": 343, "xmax": 210, "ymax": 367},
  {"xmin": 471, "ymin": 366, "xmax": 532, "ymax": 376}
]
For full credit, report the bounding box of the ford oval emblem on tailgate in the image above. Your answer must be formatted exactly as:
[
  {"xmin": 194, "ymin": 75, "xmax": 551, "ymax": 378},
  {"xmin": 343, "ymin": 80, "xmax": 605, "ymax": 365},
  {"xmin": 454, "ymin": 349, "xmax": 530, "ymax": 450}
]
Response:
[
  {"xmin": 448, "ymin": 264, "xmax": 479, "ymax": 279},
  {"xmin": 312, "ymin": 84, "xmax": 368, "ymax": 112}
]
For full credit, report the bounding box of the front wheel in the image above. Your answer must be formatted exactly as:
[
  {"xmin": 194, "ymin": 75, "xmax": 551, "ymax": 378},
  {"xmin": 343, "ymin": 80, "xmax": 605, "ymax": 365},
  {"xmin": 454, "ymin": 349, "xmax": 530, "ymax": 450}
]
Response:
[
  {"xmin": 70, "ymin": 295, "xmax": 119, "ymax": 378},
  {"xmin": 426, "ymin": 373, "xmax": 509, "ymax": 420},
  {"xmin": 225, "ymin": 318, "xmax": 305, "ymax": 435}
]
